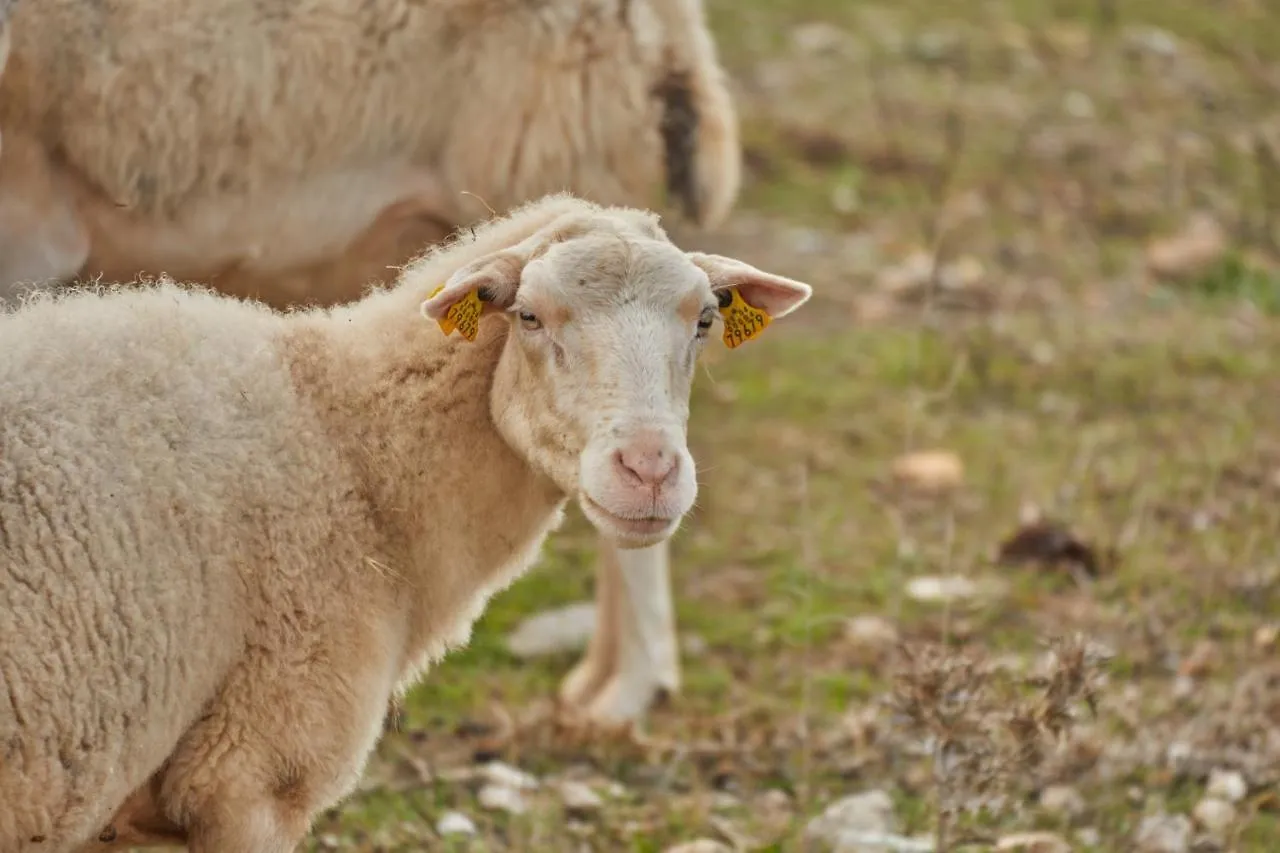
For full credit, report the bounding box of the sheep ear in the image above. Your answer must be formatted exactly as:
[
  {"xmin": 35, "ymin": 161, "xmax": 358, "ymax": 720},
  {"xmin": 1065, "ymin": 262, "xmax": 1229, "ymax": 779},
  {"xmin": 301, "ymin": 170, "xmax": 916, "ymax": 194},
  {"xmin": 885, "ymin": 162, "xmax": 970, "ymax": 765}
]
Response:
[
  {"xmin": 419, "ymin": 250, "xmax": 526, "ymax": 342},
  {"xmin": 687, "ymin": 252, "xmax": 813, "ymax": 348}
]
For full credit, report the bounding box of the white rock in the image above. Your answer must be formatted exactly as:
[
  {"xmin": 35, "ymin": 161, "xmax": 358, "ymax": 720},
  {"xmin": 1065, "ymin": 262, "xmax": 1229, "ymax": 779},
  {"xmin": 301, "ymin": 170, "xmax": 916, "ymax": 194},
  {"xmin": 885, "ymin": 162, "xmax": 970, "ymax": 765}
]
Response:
[
  {"xmin": 663, "ymin": 841, "xmax": 733, "ymax": 853},
  {"xmin": 806, "ymin": 789, "xmax": 898, "ymax": 838},
  {"xmin": 481, "ymin": 760, "xmax": 539, "ymax": 790},
  {"xmin": 1125, "ymin": 25, "xmax": 1179, "ymax": 58},
  {"xmin": 558, "ymin": 780, "xmax": 604, "ymax": 814},
  {"xmin": 436, "ymin": 811, "xmax": 478, "ymax": 836},
  {"xmin": 905, "ymin": 575, "xmax": 980, "ymax": 603},
  {"xmin": 1134, "ymin": 813, "xmax": 1191, "ymax": 853},
  {"xmin": 804, "ymin": 790, "xmax": 935, "ymax": 851},
  {"xmin": 478, "ymin": 784, "xmax": 527, "ymax": 815},
  {"xmin": 505, "ymin": 602, "xmax": 596, "ymax": 658},
  {"xmin": 1039, "ymin": 784, "xmax": 1086, "ymax": 819},
  {"xmin": 995, "ymin": 832, "xmax": 1071, "ymax": 853},
  {"xmin": 316, "ymin": 834, "xmax": 341, "ymax": 850},
  {"xmin": 1206, "ymin": 768, "xmax": 1248, "ymax": 803},
  {"xmin": 1063, "ymin": 90, "xmax": 1096, "ymax": 119},
  {"xmin": 1192, "ymin": 797, "xmax": 1236, "ymax": 835},
  {"xmin": 845, "ymin": 615, "xmax": 900, "ymax": 648},
  {"xmin": 1076, "ymin": 827, "xmax": 1101, "ymax": 846}
]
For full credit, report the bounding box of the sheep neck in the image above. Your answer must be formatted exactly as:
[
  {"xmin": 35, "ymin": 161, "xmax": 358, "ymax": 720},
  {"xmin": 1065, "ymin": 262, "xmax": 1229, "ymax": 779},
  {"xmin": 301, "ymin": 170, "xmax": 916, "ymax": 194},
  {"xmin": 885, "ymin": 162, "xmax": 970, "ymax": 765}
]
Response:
[{"xmin": 295, "ymin": 289, "xmax": 569, "ymax": 681}]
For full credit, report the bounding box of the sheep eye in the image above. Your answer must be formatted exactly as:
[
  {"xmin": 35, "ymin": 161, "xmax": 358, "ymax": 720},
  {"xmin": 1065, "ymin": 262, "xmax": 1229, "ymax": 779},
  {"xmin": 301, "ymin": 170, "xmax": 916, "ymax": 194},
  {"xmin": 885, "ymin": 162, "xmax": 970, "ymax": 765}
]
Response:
[
  {"xmin": 518, "ymin": 311, "xmax": 542, "ymax": 331},
  {"xmin": 695, "ymin": 308, "xmax": 716, "ymax": 337}
]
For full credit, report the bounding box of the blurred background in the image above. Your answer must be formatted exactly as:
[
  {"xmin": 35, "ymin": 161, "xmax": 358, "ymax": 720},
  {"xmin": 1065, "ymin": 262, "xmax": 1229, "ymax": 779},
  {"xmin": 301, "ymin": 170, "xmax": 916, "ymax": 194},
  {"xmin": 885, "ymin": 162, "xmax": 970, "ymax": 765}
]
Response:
[{"xmin": 310, "ymin": 1, "xmax": 1280, "ymax": 850}]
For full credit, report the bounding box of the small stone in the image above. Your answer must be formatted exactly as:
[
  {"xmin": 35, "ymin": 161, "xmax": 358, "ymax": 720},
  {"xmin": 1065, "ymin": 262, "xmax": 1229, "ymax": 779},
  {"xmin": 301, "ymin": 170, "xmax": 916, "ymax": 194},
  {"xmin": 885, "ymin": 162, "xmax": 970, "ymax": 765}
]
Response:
[
  {"xmin": 845, "ymin": 615, "xmax": 900, "ymax": 649},
  {"xmin": 436, "ymin": 811, "xmax": 478, "ymax": 836},
  {"xmin": 995, "ymin": 832, "xmax": 1071, "ymax": 853},
  {"xmin": 805, "ymin": 790, "xmax": 900, "ymax": 847},
  {"xmin": 1076, "ymin": 827, "xmax": 1101, "ymax": 846},
  {"xmin": 316, "ymin": 834, "xmax": 341, "ymax": 850},
  {"xmin": 1165, "ymin": 741, "xmax": 1193, "ymax": 768},
  {"xmin": 1134, "ymin": 812, "xmax": 1192, "ymax": 853},
  {"xmin": 1254, "ymin": 624, "xmax": 1279, "ymax": 649},
  {"xmin": 1206, "ymin": 769, "xmax": 1248, "ymax": 803},
  {"xmin": 1039, "ymin": 784, "xmax": 1086, "ymax": 819},
  {"xmin": 481, "ymin": 760, "xmax": 539, "ymax": 790},
  {"xmin": 1192, "ymin": 797, "xmax": 1236, "ymax": 836},
  {"xmin": 1125, "ymin": 25, "xmax": 1179, "ymax": 58},
  {"xmin": 891, "ymin": 450, "xmax": 964, "ymax": 492},
  {"xmin": 478, "ymin": 783, "xmax": 527, "ymax": 815},
  {"xmin": 505, "ymin": 602, "xmax": 596, "ymax": 658},
  {"xmin": 559, "ymin": 780, "xmax": 604, "ymax": 815},
  {"xmin": 1063, "ymin": 90, "xmax": 1096, "ymax": 119},
  {"xmin": 1146, "ymin": 215, "xmax": 1227, "ymax": 281},
  {"xmin": 663, "ymin": 841, "xmax": 733, "ymax": 853},
  {"xmin": 905, "ymin": 575, "xmax": 980, "ymax": 604}
]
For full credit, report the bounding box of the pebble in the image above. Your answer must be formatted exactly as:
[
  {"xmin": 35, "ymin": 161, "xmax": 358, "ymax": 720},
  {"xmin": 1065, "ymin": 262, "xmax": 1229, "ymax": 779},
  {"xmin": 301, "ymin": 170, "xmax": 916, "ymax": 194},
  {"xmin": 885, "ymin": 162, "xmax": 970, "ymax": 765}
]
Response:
[
  {"xmin": 845, "ymin": 615, "xmax": 901, "ymax": 649},
  {"xmin": 1039, "ymin": 784, "xmax": 1086, "ymax": 819},
  {"xmin": 1206, "ymin": 768, "xmax": 1247, "ymax": 803},
  {"xmin": 995, "ymin": 832, "xmax": 1071, "ymax": 853},
  {"xmin": 436, "ymin": 811, "xmax": 478, "ymax": 836},
  {"xmin": 478, "ymin": 783, "xmax": 527, "ymax": 815},
  {"xmin": 1134, "ymin": 813, "xmax": 1192, "ymax": 853},
  {"xmin": 662, "ymin": 841, "xmax": 733, "ymax": 853},
  {"xmin": 505, "ymin": 602, "xmax": 596, "ymax": 658},
  {"xmin": 481, "ymin": 760, "xmax": 539, "ymax": 790},
  {"xmin": 558, "ymin": 780, "xmax": 604, "ymax": 815},
  {"xmin": 905, "ymin": 575, "xmax": 981, "ymax": 604},
  {"xmin": 803, "ymin": 790, "xmax": 940, "ymax": 851},
  {"xmin": 1192, "ymin": 797, "xmax": 1236, "ymax": 836}
]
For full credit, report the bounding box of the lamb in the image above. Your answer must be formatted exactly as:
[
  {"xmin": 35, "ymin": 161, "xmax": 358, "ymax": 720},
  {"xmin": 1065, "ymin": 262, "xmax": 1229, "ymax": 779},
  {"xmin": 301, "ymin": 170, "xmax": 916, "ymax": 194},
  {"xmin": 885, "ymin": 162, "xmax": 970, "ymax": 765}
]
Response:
[
  {"xmin": 0, "ymin": 0, "xmax": 743, "ymax": 728},
  {"xmin": 0, "ymin": 193, "xmax": 812, "ymax": 853}
]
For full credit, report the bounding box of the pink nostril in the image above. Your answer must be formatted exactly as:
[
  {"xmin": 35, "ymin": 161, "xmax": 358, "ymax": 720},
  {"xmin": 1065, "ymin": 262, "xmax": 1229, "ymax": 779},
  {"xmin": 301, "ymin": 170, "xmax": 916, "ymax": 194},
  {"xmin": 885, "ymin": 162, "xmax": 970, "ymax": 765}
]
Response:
[{"xmin": 614, "ymin": 443, "xmax": 678, "ymax": 488}]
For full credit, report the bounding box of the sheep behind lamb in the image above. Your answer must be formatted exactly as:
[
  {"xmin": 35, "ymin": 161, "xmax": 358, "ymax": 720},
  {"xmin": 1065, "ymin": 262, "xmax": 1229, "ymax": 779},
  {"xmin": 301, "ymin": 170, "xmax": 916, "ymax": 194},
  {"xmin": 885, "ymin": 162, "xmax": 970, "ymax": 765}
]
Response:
[
  {"xmin": 0, "ymin": 0, "xmax": 740, "ymax": 305},
  {"xmin": 0, "ymin": 193, "xmax": 812, "ymax": 853},
  {"xmin": 0, "ymin": 0, "xmax": 742, "ymax": 730}
]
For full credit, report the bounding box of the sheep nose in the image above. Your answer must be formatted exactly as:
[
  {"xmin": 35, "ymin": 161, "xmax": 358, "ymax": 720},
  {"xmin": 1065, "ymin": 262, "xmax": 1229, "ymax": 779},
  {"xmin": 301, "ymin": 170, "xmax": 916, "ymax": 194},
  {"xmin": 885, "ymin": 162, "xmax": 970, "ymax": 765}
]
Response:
[{"xmin": 613, "ymin": 432, "xmax": 679, "ymax": 488}]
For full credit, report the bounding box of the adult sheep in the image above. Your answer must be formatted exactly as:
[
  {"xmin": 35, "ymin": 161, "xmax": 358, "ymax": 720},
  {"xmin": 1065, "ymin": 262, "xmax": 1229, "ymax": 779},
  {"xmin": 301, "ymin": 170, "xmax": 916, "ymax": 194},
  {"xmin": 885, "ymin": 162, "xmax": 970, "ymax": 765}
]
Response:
[
  {"xmin": 0, "ymin": 0, "xmax": 742, "ymax": 726},
  {"xmin": 0, "ymin": 193, "xmax": 812, "ymax": 853}
]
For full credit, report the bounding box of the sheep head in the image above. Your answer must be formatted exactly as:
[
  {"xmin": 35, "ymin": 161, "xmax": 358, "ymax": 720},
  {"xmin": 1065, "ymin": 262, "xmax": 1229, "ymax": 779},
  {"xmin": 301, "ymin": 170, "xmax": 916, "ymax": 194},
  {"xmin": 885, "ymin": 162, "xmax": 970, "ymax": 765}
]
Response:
[{"xmin": 421, "ymin": 207, "xmax": 811, "ymax": 548}]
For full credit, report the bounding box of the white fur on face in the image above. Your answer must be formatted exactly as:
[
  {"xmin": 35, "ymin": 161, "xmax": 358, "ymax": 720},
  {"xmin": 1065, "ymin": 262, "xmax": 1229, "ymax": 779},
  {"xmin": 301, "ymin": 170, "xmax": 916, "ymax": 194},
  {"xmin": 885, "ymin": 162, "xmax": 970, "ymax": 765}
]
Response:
[{"xmin": 511, "ymin": 231, "xmax": 715, "ymax": 548}]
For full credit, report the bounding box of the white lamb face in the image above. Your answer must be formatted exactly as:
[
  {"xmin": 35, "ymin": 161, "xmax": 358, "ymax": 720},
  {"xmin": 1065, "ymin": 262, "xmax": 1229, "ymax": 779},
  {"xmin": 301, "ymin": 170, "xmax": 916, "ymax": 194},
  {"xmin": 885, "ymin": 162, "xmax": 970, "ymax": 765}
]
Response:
[{"xmin": 421, "ymin": 209, "xmax": 811, "ymax": 548}]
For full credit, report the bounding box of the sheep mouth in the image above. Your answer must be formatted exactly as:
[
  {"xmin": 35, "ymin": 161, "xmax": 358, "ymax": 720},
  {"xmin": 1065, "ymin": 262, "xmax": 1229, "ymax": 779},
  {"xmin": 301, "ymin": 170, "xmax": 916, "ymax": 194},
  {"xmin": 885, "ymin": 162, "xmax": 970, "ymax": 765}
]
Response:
[{"xmin": 580, "ymin": 496, "xmax": 677, "ymax": 541}]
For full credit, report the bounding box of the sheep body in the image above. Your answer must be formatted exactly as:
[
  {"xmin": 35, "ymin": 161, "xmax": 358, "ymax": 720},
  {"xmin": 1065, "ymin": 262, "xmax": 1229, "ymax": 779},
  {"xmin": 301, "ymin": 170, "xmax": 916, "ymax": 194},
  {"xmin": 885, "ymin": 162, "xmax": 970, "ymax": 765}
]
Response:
[{"xmin": 0, "ymin": 0, "xmax": 740, "ymax": 300}]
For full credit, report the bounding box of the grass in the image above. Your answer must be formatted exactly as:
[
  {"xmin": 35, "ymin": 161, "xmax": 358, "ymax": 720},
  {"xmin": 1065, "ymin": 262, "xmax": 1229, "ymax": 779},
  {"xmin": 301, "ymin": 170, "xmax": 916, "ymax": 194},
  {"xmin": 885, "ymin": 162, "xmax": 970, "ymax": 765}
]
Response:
[{"xmin": 298, "ymin": 0, "xmax": 1280, "ymax": 849}]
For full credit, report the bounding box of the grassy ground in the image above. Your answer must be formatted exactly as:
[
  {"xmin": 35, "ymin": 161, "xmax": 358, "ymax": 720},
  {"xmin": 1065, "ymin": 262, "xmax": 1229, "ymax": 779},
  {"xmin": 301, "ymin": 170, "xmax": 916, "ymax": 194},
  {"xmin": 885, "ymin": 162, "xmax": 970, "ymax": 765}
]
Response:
[{"xmin": 304, "ymin": 1, "xmax": 1280, "ymax": 850}]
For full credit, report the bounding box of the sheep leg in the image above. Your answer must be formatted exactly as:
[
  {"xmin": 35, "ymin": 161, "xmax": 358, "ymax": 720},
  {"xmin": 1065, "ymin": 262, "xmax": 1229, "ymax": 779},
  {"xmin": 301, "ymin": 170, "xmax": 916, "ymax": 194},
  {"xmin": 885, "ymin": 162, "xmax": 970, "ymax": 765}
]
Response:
[
  {"xmin": 560, "ymin": 537, "xmax": 681, "ymax": 724},
  {"xmin": 159, "ymin": 631, "xmax": 397, "ymax": 853},
  {"xmin": 559, "ymin": 533, "xmax": 625, "ymax": 710}
]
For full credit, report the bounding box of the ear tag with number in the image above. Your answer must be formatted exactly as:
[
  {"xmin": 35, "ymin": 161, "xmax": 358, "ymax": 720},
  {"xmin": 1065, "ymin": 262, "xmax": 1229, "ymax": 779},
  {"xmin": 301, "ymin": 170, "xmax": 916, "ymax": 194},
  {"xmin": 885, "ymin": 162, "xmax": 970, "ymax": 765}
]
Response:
[
  {"xmin": 718, "ymin": 288, "xmax": 772, "ymax": 349},
  {"xmin": 426, "ymin": 283, "xmax": 483, "ymax": 342}
]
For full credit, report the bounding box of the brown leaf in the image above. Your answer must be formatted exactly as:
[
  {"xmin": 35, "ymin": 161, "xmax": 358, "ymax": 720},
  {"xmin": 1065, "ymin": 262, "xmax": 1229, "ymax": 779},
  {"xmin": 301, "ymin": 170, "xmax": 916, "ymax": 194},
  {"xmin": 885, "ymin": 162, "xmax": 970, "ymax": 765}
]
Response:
[{"xmin": 996, "ymin": 519, "xmax": 1107, "ymax": 578}]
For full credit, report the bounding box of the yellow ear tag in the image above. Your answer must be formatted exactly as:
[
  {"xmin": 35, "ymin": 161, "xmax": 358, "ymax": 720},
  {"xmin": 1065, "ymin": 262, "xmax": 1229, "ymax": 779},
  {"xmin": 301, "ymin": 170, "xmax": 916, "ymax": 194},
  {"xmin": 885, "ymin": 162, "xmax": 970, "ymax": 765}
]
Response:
[
  {"xmin": 719, "ymin": 288, "xmax": 772, "ymax": 349},
  {"xmin": 426, "ymin": 283, "xmax": 483, "ymax": 342}
]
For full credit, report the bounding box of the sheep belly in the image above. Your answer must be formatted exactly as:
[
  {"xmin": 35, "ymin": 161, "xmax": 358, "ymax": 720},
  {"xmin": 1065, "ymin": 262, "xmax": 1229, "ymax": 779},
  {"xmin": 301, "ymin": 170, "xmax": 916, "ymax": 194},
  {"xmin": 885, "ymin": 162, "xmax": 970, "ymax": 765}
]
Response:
[{"xmin": 0, "ymin": 287, "xmax": 297, "ymax": 851}]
